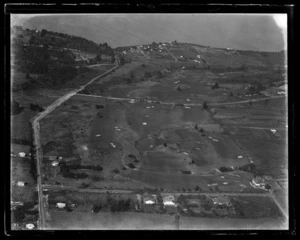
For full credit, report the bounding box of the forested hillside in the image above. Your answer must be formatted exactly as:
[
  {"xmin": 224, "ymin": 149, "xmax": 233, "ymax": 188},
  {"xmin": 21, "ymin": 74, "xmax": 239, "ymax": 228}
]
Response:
[{"xmin": 11, "ymin": 26, "xmax": 115, "ymax": 92}]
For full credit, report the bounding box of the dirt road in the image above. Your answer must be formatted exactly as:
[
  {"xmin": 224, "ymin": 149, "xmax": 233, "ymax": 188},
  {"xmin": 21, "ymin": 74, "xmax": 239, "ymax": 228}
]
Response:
[{"xmin": 32, "ymin": 59, "xmax": 119, "ymax": 229}]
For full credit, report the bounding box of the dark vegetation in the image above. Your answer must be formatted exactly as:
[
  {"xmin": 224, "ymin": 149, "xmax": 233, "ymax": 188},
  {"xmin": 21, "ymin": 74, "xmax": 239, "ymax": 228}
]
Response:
[
  {"xmin": 92, "ymin": 195, "xmax": 133, "ymax": 213},
  {"xmin": 11, "ymin": 100, "xmax": 25, "ymax": 115},
  {"xmin": 127, "ymin": 163, "xmax": 136, "ymax": 169},
  {"xmin": 219, "ymin": 163, "xmax": 256, "ymax": 173},
  {"xmin": 13, "ymin": 202, "xmax": 39, "ymax": 223},
  {"xmin": 11, "ymin": 138, "xmax": 31, "ymax": 145},
  {"xmin": 59, "ymin": 161, "xmax": 103, "ymax": 179},
  {"xmin": 12, "ymin": 26, "xmax": 115, "ymax": 91},
  {"xmin": 30, "ymin": 103, "xmax": 44, "ymax": 112}
]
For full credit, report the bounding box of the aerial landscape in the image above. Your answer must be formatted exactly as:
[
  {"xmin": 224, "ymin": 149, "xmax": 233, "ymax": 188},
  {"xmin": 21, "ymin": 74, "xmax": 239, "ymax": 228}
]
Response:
[{"xmin": 9, "ymin": 13, "xmax": 289, "ymax": 231}]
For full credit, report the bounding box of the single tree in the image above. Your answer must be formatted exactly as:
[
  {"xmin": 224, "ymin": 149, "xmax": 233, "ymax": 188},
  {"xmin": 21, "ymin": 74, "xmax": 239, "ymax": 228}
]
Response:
[{"xmin": 203, "ymin": 101, "xmax": 208, "ymax": 110}]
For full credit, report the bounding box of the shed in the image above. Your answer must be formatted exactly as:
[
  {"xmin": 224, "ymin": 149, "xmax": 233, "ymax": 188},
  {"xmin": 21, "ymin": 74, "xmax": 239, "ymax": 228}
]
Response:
[
  {"xmin": 162, "ymin": 195, "xmax": 175, "ymax": 206},
  {"xmin": 25, "ymin": 223, "xmax": 35, "ymax": 230},
  {"xmin": 51, "ymin": 161, "xmax": 59, "ymax": 167},
  {"xmin": 56, "ymin": 202, "xmax": 66, "ymax": 208},
  {"xmin": 18, "ymin": 152, "xmax": 26, "ymax": 157},
  {"xmin": 17, "ymin": 181, "xmax": 26, "ymax": 187}
]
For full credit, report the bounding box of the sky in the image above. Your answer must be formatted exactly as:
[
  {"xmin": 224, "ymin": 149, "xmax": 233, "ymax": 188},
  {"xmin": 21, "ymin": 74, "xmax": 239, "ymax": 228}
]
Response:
[{"xmin": 11, "ymin": 14, "xmax": 287, "ymax": 52}]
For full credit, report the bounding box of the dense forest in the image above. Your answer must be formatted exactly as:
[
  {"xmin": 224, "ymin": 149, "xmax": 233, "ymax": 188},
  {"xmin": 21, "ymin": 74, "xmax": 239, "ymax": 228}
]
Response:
[{"xmin": 12, "ymin": 26, "xmax": 116, "ymax": 91}]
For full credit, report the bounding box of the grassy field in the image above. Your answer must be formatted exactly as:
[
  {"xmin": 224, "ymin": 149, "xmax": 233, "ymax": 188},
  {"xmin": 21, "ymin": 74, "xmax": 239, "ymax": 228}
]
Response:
[
  {"xmin": 179, "ymin": 216, "xmax": 287, "ymax": 230},
  {"xmin": 47, "ymin": 211, "xmax": 177, "ymax": 230},
  {"xmin": 47, "ymin": 209, "xmax": 287, "ymax": 230}
]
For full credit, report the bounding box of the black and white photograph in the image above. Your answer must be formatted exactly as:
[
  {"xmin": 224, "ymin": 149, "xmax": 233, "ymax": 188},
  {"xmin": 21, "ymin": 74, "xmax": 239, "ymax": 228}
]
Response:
[{"xmin": 7, "ymin": 7, "xmax": 294, "ymax": 232}]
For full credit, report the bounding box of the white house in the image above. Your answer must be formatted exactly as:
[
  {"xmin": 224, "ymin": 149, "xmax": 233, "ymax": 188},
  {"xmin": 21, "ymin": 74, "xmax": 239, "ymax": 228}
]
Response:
[
  {"xmin": 162, "ymin": 195, "xmax": 175, "ymax": 206},
  {"xmin": 18, "ymin": 152, "xmax": 26, "ymax": 157},
  {"xmin": 56, "ymin": 202, "xmax": 66, "ymax": 208},
  {"xmin": 143, "ymin": 197, "xmax": 155, "ymax": 205},
  {"xmin": 51, "ymin": 161, "xmax": 59, "ymax": 167},
  {"xmin": 17, "ymin": 181, "xmax": 26, "ymax": 187},
  {"xmin": 25, "ymin": 223, "xmax": 35, "ymax": 230}
]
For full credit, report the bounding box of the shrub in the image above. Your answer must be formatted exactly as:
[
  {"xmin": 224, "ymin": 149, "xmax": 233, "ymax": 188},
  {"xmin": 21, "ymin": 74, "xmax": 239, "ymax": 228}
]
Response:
[
  {"xmin": 112, "ymin": 168, "xmax": 120, "ymax": 174},
  {"xmin": 219, "ymin": 166, "xmax": 233, "ymax": 172},
  {"xmin": 203, "ymin": 101, "xmax": 208, "ymax": 110},
  {"xmin": 181, "ymin": 170, "xmax": 191, "ymax": 174},
  {"xmin": 128, "ymin": 163, "xmax": 136, "ymax": 169}
]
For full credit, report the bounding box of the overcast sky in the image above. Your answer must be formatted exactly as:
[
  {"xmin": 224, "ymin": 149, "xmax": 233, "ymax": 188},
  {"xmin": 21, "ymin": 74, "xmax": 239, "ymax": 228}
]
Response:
[{"xmin": 11, "ymin": 14, "xmax": 287, "ymax": 52}]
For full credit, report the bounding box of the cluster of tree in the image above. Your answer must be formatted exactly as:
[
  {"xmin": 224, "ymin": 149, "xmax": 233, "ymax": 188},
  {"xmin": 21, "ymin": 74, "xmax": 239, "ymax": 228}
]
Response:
[
  {"xmin": 11, "ymin": 100, "xmax": 25, "ymax": 115},
  {"xmin": 93, "ymin": 197, "xmax": 132, "ymax": 213},
  {"xmin": 30, "ymin": 103, "xmax": 44, "ymax": 112},
  {"xmin": 127, "ymin": 163, "xmax": 136, "ymax": 169},
  {"xmin": 246, "ymin": 81, "xmax": 266, "ymax": 95},
  {"xmin": 25, "ymin": 28, "xmax": 114, "ymax": 55},
  {"xmin": 11, "ymin": 138, "xmax": 31, "ymax": 145},
  {"xmin": 13, "ymin": 202, "xmax": 38, "ymax": 223},
  {"xmin": 60, "ymin": 162, "xmax": 103, "ymax": 171},
  {"xmin": 181, "ymin": 170, "xmax": 192, "ymax": 174},
  {"xmin": 202, "ymin": 101, "xmax": 208, "ymax": 110},
  {"xmin": 211, "ymin": 82, "xmax": 219, "ymax": 89},
  {"xmin": 29, "ymin": 137, "xmax": 37, "ymax": 183},
  {"xmin": 219, "ymin": 163, "xmax": 256, "ymax": 173}
]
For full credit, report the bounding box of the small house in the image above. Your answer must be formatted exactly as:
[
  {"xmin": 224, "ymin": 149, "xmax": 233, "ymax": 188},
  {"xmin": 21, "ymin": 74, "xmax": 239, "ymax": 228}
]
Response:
[
  {"xmin": 162, "ymin": 195, "xmax": 176, "ymax": 206},
  {"xmin": 51, "ymin": 161, "xmax": 59, "ymax": 167},
  {"xmin": 17, "ymin": 181, "xmax": 26, "ymax": 187},
  {"xmin": 18, "ymin": 152, "xmax": 26, "ymax": 158},
  {"xmin": 25, "ymin": 223, "xmax": 35, "ymax": 230},
  {"xmin": 143, "ymin": 194, "xmax": 157, "ymax": 205},
  {"xmin": 251, "ymin": 176, "xmax": 265, "ymax": 188},
  {"xmin": 143, "ymin": 197, "xmax": 155, "ymax": 205},
  {"xmin": 56, "ymin": 202, "xmax": 66, "ymax": 208}
]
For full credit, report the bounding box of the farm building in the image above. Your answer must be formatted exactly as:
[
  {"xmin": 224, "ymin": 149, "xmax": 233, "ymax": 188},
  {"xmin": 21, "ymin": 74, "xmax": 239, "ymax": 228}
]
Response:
[
  {"xmin": 25, "ymin": 223, "xmax": 35, "ymax": 230},
  {"xmin": 56, "ymin": 202, "xmax": 66, "ymax": 208},
  {"xmin": 18, "ymin": 152, "xmax": 26, "ymax": 157},
  {"xmin": 15, "ymin": 181, "xmax": 26, "ymax": 187},
  {"xmin": 51, "ymin": 161, "xmax": 59, "ymax": 167},
  {"xmin": 143, "ymin": 194, "xmax": 157, "ymax": 205},
  {"xmin": 251, "ymin": 176, "xmax": 266, "ymax": 188},
  {"xmin": 162, "ymin": 195, "xmax": 176, "ymax": 206}
]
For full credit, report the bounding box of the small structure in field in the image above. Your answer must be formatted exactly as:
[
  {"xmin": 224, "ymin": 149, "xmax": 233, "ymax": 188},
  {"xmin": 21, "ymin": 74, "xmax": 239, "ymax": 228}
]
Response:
[
  {"xmin": 16, "ymin": 181, "xmax": 26, "ymax": 187},
  {"xmin": 110, "ymin": 143, "xmax": 116, "ymax": 148},
  {"xmin": 237, "ymin": 155, "xmax": 243, "ymax": 159},
  {"xmin": 142, "ymin": 122, "xmax": 147, "ymax": 126},
  {"xmin": 162, "ymin": 195, "xmax": 176, "ymax": 206},
  {"xmin": 250, "ymin": 176, "xmax": 266, "ymax": 189},
  {"xmin": 25, "ymin": 223, "xmax": 35, "ymax": 230},
  {"xmin": 56, "ymin": 202, "xmax": 66, "ymax": 208},
  {"xmin": 51, "ymin": 161, "xmax": 59, "ymax": 167},
  {"xmin": 18, "ymin": 152, "xmax": 26, "ymax": 157},
  {"xmin": 143, "ymin": 197, "xmax": 155, "ymax": 205}
]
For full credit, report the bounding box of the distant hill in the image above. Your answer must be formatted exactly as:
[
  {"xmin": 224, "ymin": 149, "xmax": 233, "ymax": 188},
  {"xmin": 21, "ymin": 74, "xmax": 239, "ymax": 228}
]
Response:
[{"xmin": 17, "ymin": 14, "xmax": 285, "ymax": 52}]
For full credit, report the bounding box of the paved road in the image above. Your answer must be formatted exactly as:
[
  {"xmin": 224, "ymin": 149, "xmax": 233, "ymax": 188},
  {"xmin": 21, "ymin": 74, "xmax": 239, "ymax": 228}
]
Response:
[{"xmin": 32, "ymin": 58, "xmax": 119, "ymax": 229}]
